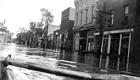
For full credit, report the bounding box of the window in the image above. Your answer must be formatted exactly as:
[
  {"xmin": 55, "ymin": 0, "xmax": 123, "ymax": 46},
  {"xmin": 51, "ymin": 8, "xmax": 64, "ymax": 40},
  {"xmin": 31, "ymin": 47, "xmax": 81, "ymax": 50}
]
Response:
[
  {"xmin": 92, "ymin": 6, "xmax": 94, "ymax": 21},
  {"xmin": 108, "ymin": 10, "xmax": 114, "ymax": 27},
  {"xmin": 123, "ymin": 5, "xmax": 129, "ymax": 24},
  {"xmin": 87, "ymin": 38, "xmax": 94, "ymax": 51},
  {"xmin": 81, "ymin": 11, "xmax": 83, "ymax": 24},
  {"xmin": 86, "ymin": 8, "xmax": 88, "ymax": 24},
  {"xmin": 110, "ymin": 10, "xmax": 114, "ymax": 26},
  {"xmin": 76, "ymin": 13, "xmax": 78, "ymax": 25}
]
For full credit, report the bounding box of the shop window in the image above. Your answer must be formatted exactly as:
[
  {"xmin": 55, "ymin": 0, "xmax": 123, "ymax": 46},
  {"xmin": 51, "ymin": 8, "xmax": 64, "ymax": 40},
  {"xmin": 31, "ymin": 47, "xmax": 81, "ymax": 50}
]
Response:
[{"xmin": 87, "ymin": 38, "xmax": 94, "ymax": 51}]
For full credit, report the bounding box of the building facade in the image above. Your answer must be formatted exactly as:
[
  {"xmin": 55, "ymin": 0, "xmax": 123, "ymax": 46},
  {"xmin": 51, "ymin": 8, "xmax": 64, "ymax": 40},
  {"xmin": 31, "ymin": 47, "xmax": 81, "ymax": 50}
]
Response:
[
  {"xmin": 59, "ymin": 7, "xmax": 75, "ymax": 49},
  {"xmin": 73, "ymin": 0, "xmax": 140, "ymax": 74},
  {"xmin": 46, "ymin": 25, "xmax": 60, "ymax": 49},
  {"xmin": 73, "ymin": 0, "xmax": 98, "ymax": 51}
]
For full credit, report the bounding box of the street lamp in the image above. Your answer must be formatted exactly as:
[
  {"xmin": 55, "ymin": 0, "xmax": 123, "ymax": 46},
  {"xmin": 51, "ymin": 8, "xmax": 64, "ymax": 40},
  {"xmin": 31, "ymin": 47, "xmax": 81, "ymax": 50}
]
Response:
[{"xmin": 55, "ymin": 32, "xmax": 58, "ymax": 50}]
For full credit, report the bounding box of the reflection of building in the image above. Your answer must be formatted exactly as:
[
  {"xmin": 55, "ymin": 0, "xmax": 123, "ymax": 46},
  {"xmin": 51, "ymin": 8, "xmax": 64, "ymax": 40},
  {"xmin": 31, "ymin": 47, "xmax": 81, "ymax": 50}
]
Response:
[
  {"xmin": 73, "ymin": 0, "xmax": 140, "ymax": 74},
  {"xmin": 0, "ymin": 23, "xmax": 12, "ymax": 43},
  {"xmin": 59, "ymin": 7, "xmax": 75, "ymax": 49}
]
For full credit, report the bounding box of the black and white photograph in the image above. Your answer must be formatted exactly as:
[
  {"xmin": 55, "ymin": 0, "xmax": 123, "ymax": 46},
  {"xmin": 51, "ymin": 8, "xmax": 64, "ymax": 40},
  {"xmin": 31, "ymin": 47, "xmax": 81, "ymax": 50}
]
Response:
[{"xmin": 0, "ymin": 0, "xmax": 140, "ymax": 80}]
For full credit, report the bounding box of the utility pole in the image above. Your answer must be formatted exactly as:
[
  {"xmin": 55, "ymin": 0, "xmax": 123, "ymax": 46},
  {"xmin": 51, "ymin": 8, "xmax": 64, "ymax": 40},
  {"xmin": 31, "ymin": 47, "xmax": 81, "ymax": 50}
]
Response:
[
  {"xmin": 98, "ymin": 1, "xmax": 106, "ymax": 68},
  {"xmin": 97, "ymin": 1, "xmax": 113, "ymax": 68}
]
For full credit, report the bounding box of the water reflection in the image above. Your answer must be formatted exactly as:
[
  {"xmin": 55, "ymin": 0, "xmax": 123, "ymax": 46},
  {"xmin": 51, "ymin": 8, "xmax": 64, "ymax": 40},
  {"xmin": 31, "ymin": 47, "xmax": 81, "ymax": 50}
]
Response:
[
  {"xmin": 59, "ymin": 50, "xmax": 73, "ymax": 61},
  {"xmin": 58, "ymin": 50, "xmax": 99, "ymax": 67}
]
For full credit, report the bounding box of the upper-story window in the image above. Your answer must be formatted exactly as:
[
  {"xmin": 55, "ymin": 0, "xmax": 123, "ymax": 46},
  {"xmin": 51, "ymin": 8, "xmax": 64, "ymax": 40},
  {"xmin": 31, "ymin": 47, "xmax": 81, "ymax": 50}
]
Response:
[
  {"xmin": 86, "ymin": 8, "xmax": 88, "ymax": 24},
  {"xmin": 76, "ymin": 13, "xmax": 78, "ymax": 25},
  {"xmin": 123, "ymin": 5, "xmax": 129, "ymax": 24},
  {"xmin": 110, "ymin": 10, "xmax": 114, "ymax": 26},
  {"xmin": 92, "ymin": 6, "xmax": 94, "ymax": 21},
  {"xmin": 81, "ymin": 11, "xmax": 83, "ymax": 24}
]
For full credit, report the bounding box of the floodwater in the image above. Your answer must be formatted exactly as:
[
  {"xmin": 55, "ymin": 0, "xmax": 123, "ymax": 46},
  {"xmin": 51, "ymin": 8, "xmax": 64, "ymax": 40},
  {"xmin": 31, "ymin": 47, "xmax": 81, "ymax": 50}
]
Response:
[
  {"xmin": 0, "ymin": 43, "xmax": 99, "ymax": 80},
  {"xmin": 1, "ymin": 43, "xmax": 140, "ymax": 80},
  {"xmin": 0, "ymin": 43, "xmax": 80, "ymax": 80}
]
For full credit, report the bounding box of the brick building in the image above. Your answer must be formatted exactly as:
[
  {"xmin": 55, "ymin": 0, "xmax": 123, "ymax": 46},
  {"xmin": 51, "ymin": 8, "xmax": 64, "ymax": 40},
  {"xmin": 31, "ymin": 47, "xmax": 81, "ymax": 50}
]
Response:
[
  {"xmin": 73, "ymin": 0, "xmax": 140, "ymax": 74},
  {"xmin": 59, "ymin": 7, "xmax": 75, "ymax": 49}
]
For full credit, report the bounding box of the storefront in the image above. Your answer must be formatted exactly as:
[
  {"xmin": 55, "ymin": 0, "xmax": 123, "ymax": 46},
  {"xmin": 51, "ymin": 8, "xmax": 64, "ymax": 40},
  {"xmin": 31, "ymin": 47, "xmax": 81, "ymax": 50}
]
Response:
[
  {"xmin": 97, "ymin": 29, "xmax": 132, "ymax": 71},
  {"xmin": 86, "ymin": 29, "xmax": 133, "ymax": 71}
]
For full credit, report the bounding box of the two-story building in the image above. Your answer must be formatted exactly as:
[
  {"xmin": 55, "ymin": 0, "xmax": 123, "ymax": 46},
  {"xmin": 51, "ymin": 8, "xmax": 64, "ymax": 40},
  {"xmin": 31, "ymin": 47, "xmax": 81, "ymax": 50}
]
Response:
[
  {"xmin": 73, "ymin": 0, "xmax": 98, "ymax": 51},
  {"xmin": 73, "ymin": 0, "xmax": 140, "ymax": 74},
  {"xmin": 73, "ymin": 0, "xmax": 99, "ymax": 65},
  {"xmin": 59, "ymin": 7, "xmax": 75, "ymax": 49}
]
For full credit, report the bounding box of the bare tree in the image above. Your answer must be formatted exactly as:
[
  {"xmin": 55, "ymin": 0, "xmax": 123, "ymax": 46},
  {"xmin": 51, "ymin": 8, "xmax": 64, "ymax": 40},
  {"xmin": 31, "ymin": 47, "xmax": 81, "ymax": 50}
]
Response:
[
  {"xmin": 40, "ymin": 8, "xmax": 53, "ymax": 37},
  {"xmin": 40, "ymin": 8, "xmax": 53, "ymax": 48}
]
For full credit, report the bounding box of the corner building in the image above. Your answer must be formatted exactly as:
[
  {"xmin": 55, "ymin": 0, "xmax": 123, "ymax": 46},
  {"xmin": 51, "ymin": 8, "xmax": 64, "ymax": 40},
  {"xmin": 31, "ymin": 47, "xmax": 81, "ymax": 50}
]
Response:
[{"xmin": 73, "ymin": 0, "xmax": 140, "ymax": 74}]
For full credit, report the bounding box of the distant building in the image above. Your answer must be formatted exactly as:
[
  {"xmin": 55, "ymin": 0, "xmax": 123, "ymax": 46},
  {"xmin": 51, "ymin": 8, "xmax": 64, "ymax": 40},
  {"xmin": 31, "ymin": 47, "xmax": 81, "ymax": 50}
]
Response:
[
  {"xmin": 47, "ymin": 25, "xmax": 59, "ymax": 49},
  {"xmin": 59, "ymin": 7, "xmax": 75, "ymax": 49},
  {"xmin": 0, "ymin": 23, "xmax": 12, "ymax": 43},
  {"xmin": 47, "ymin": 33, "xmax": 54, "ymax": 49},
  {"xmin": 48, "ymin": 25, "xmax": 60, "ymax": 35}
]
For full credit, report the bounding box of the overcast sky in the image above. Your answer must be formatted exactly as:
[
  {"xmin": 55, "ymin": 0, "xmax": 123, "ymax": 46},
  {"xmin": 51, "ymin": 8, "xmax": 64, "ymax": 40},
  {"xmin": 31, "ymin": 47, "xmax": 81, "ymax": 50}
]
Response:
[{"xmin": 0, "ymin": 0, "xmax": 75, "ymax": 37}]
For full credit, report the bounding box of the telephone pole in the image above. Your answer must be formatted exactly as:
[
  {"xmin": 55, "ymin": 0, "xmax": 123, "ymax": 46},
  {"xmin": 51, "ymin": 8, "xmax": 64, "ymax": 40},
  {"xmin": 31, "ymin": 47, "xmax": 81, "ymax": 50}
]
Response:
[{"xmin": 97, "ymin": 1, "xmax": 112, "ymax": 68}]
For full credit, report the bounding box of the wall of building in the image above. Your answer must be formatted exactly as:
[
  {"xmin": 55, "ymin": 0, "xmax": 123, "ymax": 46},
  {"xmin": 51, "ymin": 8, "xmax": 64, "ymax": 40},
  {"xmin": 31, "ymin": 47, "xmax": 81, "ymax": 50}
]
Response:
[
  {"xmin": 69, "ymin": 7, "xmax": 75, "ymax": 21},
  {"xmin": 48, "ymin": 25, "xmax": 60, "ymax": 35},
  {"xmin": 96, "ymin": 0, "xmax": 135, "ymax": 31},
  {"xmin": 130, "ymin": 0, "xmax": 140, "ymax": 73}
]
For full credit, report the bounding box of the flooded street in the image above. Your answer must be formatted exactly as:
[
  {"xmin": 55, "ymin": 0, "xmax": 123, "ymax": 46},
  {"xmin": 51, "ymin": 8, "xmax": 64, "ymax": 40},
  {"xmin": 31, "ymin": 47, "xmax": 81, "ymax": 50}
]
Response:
[
  {"xmin": 1, "ymin": 43, "xmax": 140, "ymax": 80},
  {"xmin": 0, "ymin": 43, "xmax": 80, "ymax": 80}
]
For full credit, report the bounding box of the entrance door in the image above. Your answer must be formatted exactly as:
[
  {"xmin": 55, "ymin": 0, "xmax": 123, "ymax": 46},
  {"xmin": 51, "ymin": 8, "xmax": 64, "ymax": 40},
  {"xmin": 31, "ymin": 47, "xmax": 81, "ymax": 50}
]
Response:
[
  {"xmin": 108, "ymin": 34, "xmax": 120, "ymax": 70},
  {"xmin": 78, "ymin": 39, "xmax": 86, "ymax": 63},
  {"xmin": 101, "ymin": 35, "xmax": 108, "ymax": 68},
  {"xmin": 119, "ymin": 33, "xmax": 130, "ymax": 71}
]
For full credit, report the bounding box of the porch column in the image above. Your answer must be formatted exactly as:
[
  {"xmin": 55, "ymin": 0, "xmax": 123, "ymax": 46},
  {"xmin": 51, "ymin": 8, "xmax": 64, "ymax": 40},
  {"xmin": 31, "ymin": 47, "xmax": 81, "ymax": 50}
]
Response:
[{"xmin": 105, "ymin": 35, "xmax": 111, "ymax": 69}]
